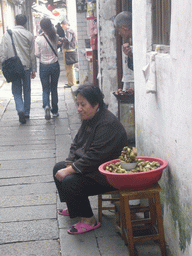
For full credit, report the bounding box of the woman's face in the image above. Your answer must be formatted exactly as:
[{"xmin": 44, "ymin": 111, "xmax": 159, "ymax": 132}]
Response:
[
  {"xmin": 117, "ymin": 26, "xmax": 132, "ymax": 40},
  {"xmin": 76, "ymin": 94, "xmax": 99, "ymax": 120}
]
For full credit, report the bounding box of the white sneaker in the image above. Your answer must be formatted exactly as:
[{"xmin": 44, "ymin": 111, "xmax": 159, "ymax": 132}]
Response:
[
  {"xmin": 45, "ymin": 106, "xmax": 51, "ymax": 120},
  {"xmin": 52, "ymin": 113, "xmax": 59, "ymax": 117}
]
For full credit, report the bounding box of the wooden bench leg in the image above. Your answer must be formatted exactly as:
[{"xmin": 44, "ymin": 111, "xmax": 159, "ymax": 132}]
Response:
[
  {"xmin": 119, "ymin": 193, "xmax": 126, "ymax": 243},
  {"xmin": 98, "ymin": 194, "xmax": 102, "ymax": 223},
  {"xmin": 123, "ymin": 196, "xmax": 135, "ymax": 256},
  {"xmin": 155, "ymin": 193, "xmax": 167, "ymax": 256}
]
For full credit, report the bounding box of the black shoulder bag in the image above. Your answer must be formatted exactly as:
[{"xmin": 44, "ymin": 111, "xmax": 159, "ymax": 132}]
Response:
[
  {"xmin": 43, "ymin": 34, "xmax": 58, "ymax": 57},
  {"xmin": 2, "ymin": 29, "xmax": 25, "ymax": 83},
  {"xmin": 65, "ymin": 50, "xmax": 78, "ymax": 65}
]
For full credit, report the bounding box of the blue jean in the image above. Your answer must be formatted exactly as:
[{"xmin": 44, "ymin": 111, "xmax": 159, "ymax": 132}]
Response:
[
  {"xmin": 40, "ymin": 61, "xmax": 60, "ymax": 114},
  {"xmin": 12, "ymin": 69, "xmax": 31, "ymax": 116}
]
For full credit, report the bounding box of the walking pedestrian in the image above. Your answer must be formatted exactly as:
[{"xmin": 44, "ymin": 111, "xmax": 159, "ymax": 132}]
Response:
[
  {"xmin": 60, "ymin": 20, "xmax": 77, "ymax": 88},
  {"xmin": 55, "ymin": 23, "xmax": 65, "ymax": 52},
  {"xmin": 0, "ymin": 14, "xmax": 36, "ymax": 124},
  {"xmin": 35, "ymin": 18, "xmax": 60, "ymax": 120}
]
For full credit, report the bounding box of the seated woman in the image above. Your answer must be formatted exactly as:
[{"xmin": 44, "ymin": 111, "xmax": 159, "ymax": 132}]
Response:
[{"xmin": 53, "ymin": 84, "xmax": 128, "ymax": 235}]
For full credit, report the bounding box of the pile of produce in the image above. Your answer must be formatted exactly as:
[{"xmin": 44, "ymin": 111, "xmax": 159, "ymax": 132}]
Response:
[
  {"xmin": 114, "ymin": 88, "xmax": 134, "ymax": 96},
  {"xmin": 105, "ymin": 146, "xmax": 161, "ymax": 173},
  {"xmin": 119, "ymin": 146, "xmax": 137, "ymax": 163}
]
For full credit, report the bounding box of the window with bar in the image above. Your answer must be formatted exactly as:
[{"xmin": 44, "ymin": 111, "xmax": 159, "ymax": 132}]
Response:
[{"xmin": 152, "ymin": 0, "xmax": 171, "ymax": 45}]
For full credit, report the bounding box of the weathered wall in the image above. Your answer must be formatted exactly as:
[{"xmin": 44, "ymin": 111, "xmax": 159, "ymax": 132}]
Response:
[
  {"xmin": 76, "ymin": 11, "xmax": 91, "ymax": 84},
  {"xmin": 67, "ymin": 0, "xmax": 90, "ymax": 84},
  {"xmin": 97, "ymin": 0, "xmax": 118, "ymax": 115},
  {"xmin": 66, "ymin": 0, "xmax": 77, "ymax": 35},
  {"xmin": 1, "ymin": 0, "xmax": 15, "ymax": 30},
  {"xmin": 133, "ymin": 0, "xmax": 192, "ymax": 255}
]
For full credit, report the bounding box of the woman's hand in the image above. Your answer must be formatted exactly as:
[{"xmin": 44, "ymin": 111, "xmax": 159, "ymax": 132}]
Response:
[
  {"xmin": 123, "ymin": 43, "xmax": 133, "ymax": 60},
  {"xmin": 55, "ymin": 165, "xmax": 76, "ymax": 181}
]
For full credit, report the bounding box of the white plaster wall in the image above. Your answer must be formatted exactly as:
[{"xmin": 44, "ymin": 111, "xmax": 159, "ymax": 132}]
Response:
[
  {"xmin": 2, "ymin": 0, "xmax": 15, "ymax": 30},
  {"xmin": 97, "ymin": 0, "xmax": 118, "ymax": 116},
  {"xmin": 66, "ymin": 0, "xmax": 91, "ymax": 84},
  {"xmin": 133, "ymin": 0, "xmax": 192, "ymax": 255},
  {"xmin": 66, "ymin": 0, "xmax": 77, "ymax": 35},
  {"xmin": 76, "ymin": 11, "xmax": 90, "ymax": 84}
]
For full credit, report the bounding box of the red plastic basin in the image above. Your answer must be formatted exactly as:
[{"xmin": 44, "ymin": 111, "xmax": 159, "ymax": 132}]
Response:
[{"xmin": 99, "ymin": 156, "xmax": 168, "ymax": 190}]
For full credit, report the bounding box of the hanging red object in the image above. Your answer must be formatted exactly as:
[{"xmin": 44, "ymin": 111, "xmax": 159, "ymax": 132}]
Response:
[
  {"xmin": 47, "ymin": 4, "xmax": 56, "ymax": 11},
  {"xmin": 52, "ymin": 10, "xmax": 60, "ymax": 16}
]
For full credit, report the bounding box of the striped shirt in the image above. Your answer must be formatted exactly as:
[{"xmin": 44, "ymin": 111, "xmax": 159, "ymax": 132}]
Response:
[{"xmin": 35, "ymin": 33, "xmax": 59, "ymax": 64}]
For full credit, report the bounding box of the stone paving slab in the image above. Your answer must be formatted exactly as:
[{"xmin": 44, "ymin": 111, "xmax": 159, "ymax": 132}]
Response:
[
  {"xmin": 0, "ymin": 143, "xmax": 55, "ymax": 152},
  {"xmin": 56, "ymin": 134, "xmax": 72, "ymax": 160},
  {"xmin": 71, "ymin": 130, "xmax": 79, "ymax": 140},
  {"xmin": 0, "ymin": 149, "xmax": 55, "ymax": 161},
  {"xmin": 0, "ymin": 219, "xmax": 58, "ymax": 244},
  {"xmin": 0, "ymin": 138, "xmax": 55, "ymax": 147},
  {"xmin": 0, "ymin": 157, "xmax": 55, "ymax": 171},
  {"xmin": 0, "ymin": 118, "xmax": 55, "ymax": 127},
  {"xmin": 0, "ymin": 124, "xmax": 55, "ymax": 131},
  {"xmin": 69, "ymin": 122, "xmax": 81, "ymax": 131},
  {"xmin": 0, "ymin": 240, "xmax": 61, "ymax": 256},
  {"xmin": 0, "ymin": 193, "xmax": 56, "ymax": 208},
  {"xmin": 135, "ymin": 241, "xmax": 162, "ymax": 256},
  {"xmin": 0, "ymin": 204, "xmax": 56, "ymax": 222},
  {"xmin": 0, "ymin": 139, "xmax": 55, "ymax": 147},
  {"xmin": 0, "ymin": 174, "xmax": 53, "ymax": 186},
  {"xmin": 54, "ymin": 110, "xmax": 68, "ymax": 118},
  {"xmin": 0, "ymin": 127, "xmax": 55, "ymax": 138},
  {"xmin": 66, "ymin": 106, "xmax": 80, "ymax": 117},
  {"xmin": 54, "ymin": 118, "xmax": 71, "ymax": 135},
  {"xmin": 0, "ymin": 99, "xmax": 10, "ymax": 118},
  {"xmin": 67, "ymin": 114, "xmax": 81, "ymax": 125},
  {"xmin": 0, "ymin": 166, "xmax": 54, "ymax": 179},
  {"xmin": 59, "ymin": 228, "xmax": 101, "ymax": 256},
  {"xmin": 0, "ymin": 134, "xmax": 55, "ymax": 145},
  {"xmin": 0, "ymin": 182, "xmax": 56, "ymax": 196},
  {"xmin": 97, "ymin": 235, "xmax": 129, "ymax": 256}
]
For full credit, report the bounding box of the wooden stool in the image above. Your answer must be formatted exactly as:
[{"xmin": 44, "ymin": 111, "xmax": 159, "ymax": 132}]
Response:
[
  {"xmin": 98, "ymin": 190, "xmax": 119, "ymax": 223},
  {"xmin": 119, "ymin": 183, "xmax": 166, "ymax": 256},
  {"xmin": 114, "ymin": 201, "xmax": 150, "ymax": 237}
]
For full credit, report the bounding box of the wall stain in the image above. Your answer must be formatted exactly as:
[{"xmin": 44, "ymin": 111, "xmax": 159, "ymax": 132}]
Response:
[{"xmin": 160, "ymin": 168, "xmax": 192, "ymax": 252}]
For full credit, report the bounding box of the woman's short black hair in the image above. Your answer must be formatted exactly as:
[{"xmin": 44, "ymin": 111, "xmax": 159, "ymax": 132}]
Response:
[{"xmin": 75, "ymin": 84, "xmax": 105, "ymax": 109}]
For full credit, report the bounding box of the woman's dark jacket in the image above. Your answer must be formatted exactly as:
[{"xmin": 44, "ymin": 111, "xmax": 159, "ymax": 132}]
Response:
[{"xmin": 65, "ymin": 107, "xmax": 128, "ymax": 185}]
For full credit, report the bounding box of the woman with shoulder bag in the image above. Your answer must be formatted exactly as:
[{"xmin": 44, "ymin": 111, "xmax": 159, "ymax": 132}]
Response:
[{"xmin": 35, "ymin": 18, "xmax": 60, "ymax": 120}]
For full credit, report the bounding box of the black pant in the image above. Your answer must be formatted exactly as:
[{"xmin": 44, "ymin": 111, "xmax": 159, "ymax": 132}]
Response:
[{"xmin": 53, "ymin": 161, "xmax": 115, "ymax": 218}]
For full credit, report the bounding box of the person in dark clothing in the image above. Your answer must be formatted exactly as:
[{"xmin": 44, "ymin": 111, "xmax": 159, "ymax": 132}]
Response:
[
  {"xmin": 55, "ymin": 23, "xmax": 65, "ymax": 52},
  {"xmin": 53, "ymin": 84, "xmax": 128, "ymax": 235},
  {"xmin": 114, "ymin": 11, "xmax": 133, "ymax": 70}
]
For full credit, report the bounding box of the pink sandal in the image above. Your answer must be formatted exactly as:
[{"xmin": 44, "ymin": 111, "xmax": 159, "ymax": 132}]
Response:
[
  {"xmin": 68, "ymin": 221, "xmax": 101, "ymax": 235},
  {"xmin": 58, "ymin": 208, "xmax": 69, "ymax": 216}
]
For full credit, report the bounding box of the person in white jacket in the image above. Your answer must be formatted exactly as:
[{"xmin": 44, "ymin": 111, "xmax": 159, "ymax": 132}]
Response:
[{"xmin": 0, "ymin": 14, "xmax": 36, "ymax": 124}]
